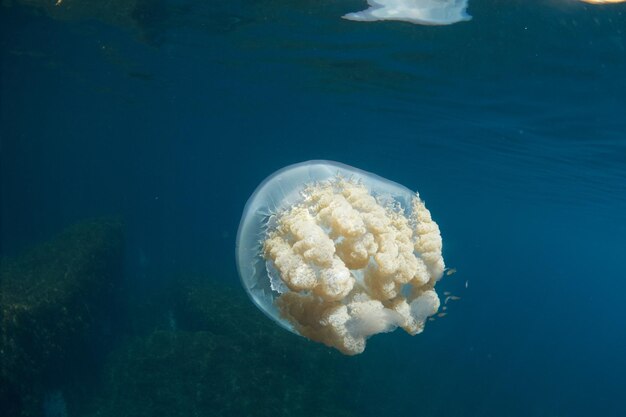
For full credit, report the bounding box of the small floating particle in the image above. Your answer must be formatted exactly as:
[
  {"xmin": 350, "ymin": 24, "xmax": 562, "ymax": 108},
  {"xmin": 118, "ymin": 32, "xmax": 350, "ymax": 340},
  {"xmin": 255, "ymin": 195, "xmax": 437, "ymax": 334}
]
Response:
[
  {"xmin": 437, "ymin": 312, "xmax": 448, "ymax": 318},
  {"xmin": 442, "ymin": 306, "xmax": 448, "ymax": 311},
  {"xmin": 445, "ymin": 295, "xmax": 462, "ymax": 304},
  {"xmin": 444, "ymin": 291, "xmax": 452, "ymax": 296},
  {"xmin": 446, "ymin": 267, "xmax": 457, "ymax": 276},
  {"xmin": 465, "ymin": 280, "xmax": 469, "ymax": 289},
  {"xmin": 428, "ymin": 317, "xmax": 436, "ymax": 322}
]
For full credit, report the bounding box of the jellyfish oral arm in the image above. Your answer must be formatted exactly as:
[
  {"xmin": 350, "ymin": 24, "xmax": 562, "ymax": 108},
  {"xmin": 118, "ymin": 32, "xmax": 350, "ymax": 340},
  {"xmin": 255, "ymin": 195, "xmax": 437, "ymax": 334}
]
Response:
[{"xmin": 262, "ymin": 175, "xmax": 444, "ymax": 355}]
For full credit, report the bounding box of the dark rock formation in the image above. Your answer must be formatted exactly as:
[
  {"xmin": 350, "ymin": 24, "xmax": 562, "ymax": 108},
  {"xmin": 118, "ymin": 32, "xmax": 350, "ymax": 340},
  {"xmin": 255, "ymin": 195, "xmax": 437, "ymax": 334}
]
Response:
[{"xmin": 0, "ymin": 220, "xmax": 124, "ymax": 416}]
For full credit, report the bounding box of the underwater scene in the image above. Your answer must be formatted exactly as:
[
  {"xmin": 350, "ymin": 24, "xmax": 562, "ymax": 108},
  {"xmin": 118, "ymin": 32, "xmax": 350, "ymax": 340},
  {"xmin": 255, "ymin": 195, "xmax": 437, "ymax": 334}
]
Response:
[{"xmin": 1, "ymin": 1, "xmax": 625, "ymax": 416}]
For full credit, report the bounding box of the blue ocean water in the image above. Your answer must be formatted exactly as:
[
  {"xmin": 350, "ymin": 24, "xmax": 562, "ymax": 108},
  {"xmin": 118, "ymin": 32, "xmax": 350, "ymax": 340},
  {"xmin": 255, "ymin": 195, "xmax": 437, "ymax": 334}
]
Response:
[{"xmin": 1, "ymin": 1, "xmax": 625, "ymax": 416}]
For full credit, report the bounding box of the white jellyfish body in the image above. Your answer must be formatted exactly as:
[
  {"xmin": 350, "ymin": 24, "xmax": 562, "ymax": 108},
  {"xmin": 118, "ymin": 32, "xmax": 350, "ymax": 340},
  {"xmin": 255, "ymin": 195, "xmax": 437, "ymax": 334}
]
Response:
[
  {"xmin": 343, "ymin": 0, "xmax": 471, "ymax": 25},
  {"xmin": 236, "ymin": 161, "xmax": 445, "ymax": 355}
]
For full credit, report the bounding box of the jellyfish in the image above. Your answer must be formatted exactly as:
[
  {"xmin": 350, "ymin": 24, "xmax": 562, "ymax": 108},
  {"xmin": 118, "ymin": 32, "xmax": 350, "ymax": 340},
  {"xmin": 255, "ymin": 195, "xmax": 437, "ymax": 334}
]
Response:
[
  {"xmin": 343, "ymin": 0, "xmax": 471, "ymax": 25},
  {"xmin": 236, "ymin": 161, "xmax": 445, "ymax": 355}
]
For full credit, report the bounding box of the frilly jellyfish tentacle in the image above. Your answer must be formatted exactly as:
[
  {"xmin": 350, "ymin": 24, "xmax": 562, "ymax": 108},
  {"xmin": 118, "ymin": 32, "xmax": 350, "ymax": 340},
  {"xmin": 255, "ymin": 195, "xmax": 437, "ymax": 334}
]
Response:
[{"xmin": 236, "ymin": 160, "xmax": 445, "ymax": 355}]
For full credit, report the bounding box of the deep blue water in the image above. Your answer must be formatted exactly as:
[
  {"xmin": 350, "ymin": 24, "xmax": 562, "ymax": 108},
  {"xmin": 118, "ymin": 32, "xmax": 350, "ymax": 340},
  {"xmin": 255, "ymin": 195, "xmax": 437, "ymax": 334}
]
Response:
[{"xmin": 2, "ymin": 1, "xmax": 626, "ymax": 416}]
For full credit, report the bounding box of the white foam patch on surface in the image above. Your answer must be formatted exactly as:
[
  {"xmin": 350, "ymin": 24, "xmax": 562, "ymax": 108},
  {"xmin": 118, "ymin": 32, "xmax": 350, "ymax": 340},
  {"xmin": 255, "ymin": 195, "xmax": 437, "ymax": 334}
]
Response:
[{"xmin": 343, "ymin": 0, "xmax": 471, "ymax": 25}]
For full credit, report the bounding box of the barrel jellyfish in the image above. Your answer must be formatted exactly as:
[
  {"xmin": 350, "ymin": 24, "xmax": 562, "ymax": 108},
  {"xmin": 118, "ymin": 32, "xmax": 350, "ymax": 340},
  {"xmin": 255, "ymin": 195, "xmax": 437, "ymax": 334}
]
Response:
[
  {"xmin": 343, "ymin": 0, "xmax": 471, "ymax": 25},
  {"xmin": 236, "ymin": 161, "xmax": 445, "ymax": 355}
]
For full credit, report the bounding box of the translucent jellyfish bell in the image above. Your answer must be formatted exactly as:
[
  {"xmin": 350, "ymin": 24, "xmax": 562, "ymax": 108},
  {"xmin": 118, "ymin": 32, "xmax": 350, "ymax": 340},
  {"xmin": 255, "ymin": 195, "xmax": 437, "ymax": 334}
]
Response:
[{"xmin": 236, "ymin": 160, "xmax": 445, "ymax": 355}]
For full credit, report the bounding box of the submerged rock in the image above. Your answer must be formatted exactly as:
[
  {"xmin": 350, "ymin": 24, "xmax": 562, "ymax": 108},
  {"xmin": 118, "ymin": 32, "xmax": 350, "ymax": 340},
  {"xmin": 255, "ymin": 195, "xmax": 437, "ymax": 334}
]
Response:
[
  {"xmin": 0, "ymin": 220, "xmax": 124, "ymax": 417},
  {"xmin": 85, "ymin": 275, "xmax": 359, "ymax": 417}
]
